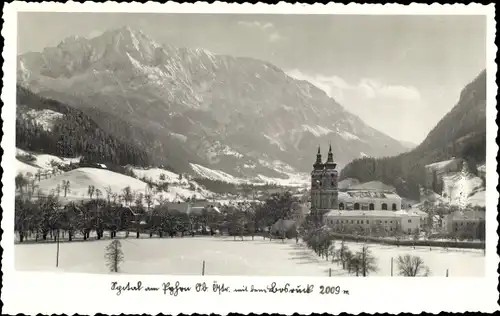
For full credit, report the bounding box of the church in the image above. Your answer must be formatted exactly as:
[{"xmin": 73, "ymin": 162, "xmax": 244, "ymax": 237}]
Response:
[
  {"xmin": 310, "ymin": 145, "xmax": 339, "ymax": 214},
  {"xmin": 310, "ymin": 145, "xmax": 402, "ymax": 214}
]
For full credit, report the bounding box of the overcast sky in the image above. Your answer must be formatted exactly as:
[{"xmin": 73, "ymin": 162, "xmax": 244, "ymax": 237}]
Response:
[{"xmin": 18, "ymin": 13, "xmax": 486, "ymax": 144}]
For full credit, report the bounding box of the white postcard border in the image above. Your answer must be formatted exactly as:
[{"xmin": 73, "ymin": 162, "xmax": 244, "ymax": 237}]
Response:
[{"xmin": 2, "ymin": 2, "xmax": 498, "ymax": 315}]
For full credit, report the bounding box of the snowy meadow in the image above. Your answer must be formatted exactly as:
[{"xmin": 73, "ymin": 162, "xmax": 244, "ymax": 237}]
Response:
[{"xmin": 15, "ymin": 236, "xmax": 485, "ymax": 277}]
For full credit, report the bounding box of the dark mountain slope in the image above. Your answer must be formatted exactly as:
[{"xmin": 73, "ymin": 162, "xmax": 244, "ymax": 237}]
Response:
[{"xmin": 340, "ymin": 70, "xmax": 487, "ymax": 200}]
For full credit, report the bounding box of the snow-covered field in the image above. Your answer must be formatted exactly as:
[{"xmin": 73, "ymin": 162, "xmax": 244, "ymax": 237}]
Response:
[
  {"xmin": 442, "ymin": 171, "xmax": 485, "ymax": 207},
  {"xmin": 15, "ymin": 237, "xmax": 484, "ymax": 276},
  {"xmin": 36, "ymin": 167, "xmax": 208, "ymax": 203},
  {"xmin": 16, "ymin": 148, "xmax": 80, "ymax": 176},
  {"xmin": 190, "ymin": 163, "xmax": 243, "ymax": 184},
  {"xmin": 130, "ymin": 167, "xmax": 189, "ymax": 185}
]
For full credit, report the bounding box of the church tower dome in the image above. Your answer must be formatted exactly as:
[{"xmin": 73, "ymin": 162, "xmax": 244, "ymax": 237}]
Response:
[
  {"xmin": 324, "ymin": 144, "xmax": 337, "ymax": 170},
  {"xmin": 313, "ymin": 146, "xmax": 324, "ymax": 170}
]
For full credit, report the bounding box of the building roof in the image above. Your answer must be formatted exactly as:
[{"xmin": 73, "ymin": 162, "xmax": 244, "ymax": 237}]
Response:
[
  {"xmin": 324, "ymin": 210, "xmax": 402, "ymax": 218},
  {"xmin": 450, "ymin": 210, "xmax": 485, "ymax": 220},
  {"xmin": 338, "ymin": 178, "xmax": 360, "ymax": 190},
  {"xmin": 393, "ymin": 210, "xmax": 422, "ymax": 217},
  {"xmin": 164, "ymin": 201, "xmax": 217, "ymax": 214},
  {"xmin": 477, "ymin": 164, "xmax": 486, "ymax": 173},
  {"xmin": 347, "ymin": 181, "xmax": 396, "ymax": 192},
  {"xmin": 338, "ymin": 191, "xmax": 401, "ymax": 200},
  {"xmin": 425, "ymin": 158, "xmax": 461, "ymax": 171}
]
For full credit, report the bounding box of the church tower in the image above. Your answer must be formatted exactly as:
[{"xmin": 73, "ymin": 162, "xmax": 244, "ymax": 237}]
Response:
[
  {"xmin": 310, "ymin": 146, "xmax": 324, "ymax": 211},
  {"xmin": 322, "ymin": 144, "xmax": 339, "ymax": 210}
]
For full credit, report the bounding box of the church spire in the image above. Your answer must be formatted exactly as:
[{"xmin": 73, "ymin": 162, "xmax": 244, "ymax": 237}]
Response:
[
  {"xmin": 313, "ymin": 146, "xmax": 323, "ymax": 170},
  {"xmin": 325, "ymin": 143, "xmax": 336, "ymax": 169}
]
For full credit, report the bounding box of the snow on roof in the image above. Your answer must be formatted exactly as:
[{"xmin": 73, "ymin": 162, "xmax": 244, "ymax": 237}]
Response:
[
  {"xmin": 339, "ymin": 190, "xmax": 401, "ymax": 200},
  {"xmin": 450, "ymin": 210, "xmax": 485, "ymax": 220},
  {"xmin": 477, "ymin": 164, "xmax": 486, "ymax": 173},
  {"xmin": 425, "ymin": 158, "xmax": 461, "ymax": 170},
  {"xmin": 347, "ymin": 181, "xmax": 396, "ymax": 192},
  {"xmin": 338, "ymin": 178, "xmax": 360, "ymax": 190},
  {"xmin": 324, "ymin": 210, "xmax": 402, "ymax": 218}
]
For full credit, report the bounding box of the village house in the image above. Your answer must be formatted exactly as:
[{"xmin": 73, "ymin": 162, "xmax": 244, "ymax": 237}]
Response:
[
  {"xmin": 338, "ymin": 190, "xmax": 402, "ymax": 211},
  {"xmin": 442, "ymin": 210, "xmax": 486, "ymax": 239},
  {"xmin": 424, "ymin": 158, "xmax": 463, "ymax": 189}
]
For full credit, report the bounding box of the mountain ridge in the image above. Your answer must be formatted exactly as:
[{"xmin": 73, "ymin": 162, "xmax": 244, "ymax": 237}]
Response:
[
  {"xmin": 340, "ymin": 70, "xmax": 487, "ymax": 200},
  {"xmin": 18, "ymin": 26, "xmax": 409, "ymax": 179}
]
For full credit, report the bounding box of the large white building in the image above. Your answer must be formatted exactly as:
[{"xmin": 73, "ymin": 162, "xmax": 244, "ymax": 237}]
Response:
[
  {"xmin": 338, "ymin": 191, "xmax": 402, "ymax": 211},
  {"xmin": 323, "ymin": 209, "xmax": 422, "ymax": 235}
]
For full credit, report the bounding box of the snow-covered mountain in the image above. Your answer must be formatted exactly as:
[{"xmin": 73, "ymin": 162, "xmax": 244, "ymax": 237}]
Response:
[{"xmin": 18, "ymin": 26, "xmax": 408, "ymax": 179}]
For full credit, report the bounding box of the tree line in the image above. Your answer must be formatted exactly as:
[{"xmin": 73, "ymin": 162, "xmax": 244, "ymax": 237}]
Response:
[
  {"xmin": 16, "ymin": 86, "xmax": 150, "ymax": 167},
  {"xmin": 14, "ymin": 182, "xmax": 302, "ymax": 243},
  {"xmin": 299, "ymin": 217, "xmax": 432, "ymax": 277},
  {"xmin": 340, "ymin": 71, "xmax": 486, "ymax": 201}
]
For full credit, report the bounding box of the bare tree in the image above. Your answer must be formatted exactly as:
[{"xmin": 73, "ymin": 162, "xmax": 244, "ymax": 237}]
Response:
[
  {"xmin": 144, "ymin": 193, "xmax": 154, "ymax": 211},
  {"xmin": 55, "ymin": 184, "xmax": 62, "ymax": 197},
  {"xmin": 105, "ymin": 185, "xmax": 113, "ymax": 204},
  {"xmin": 95, "ymin": 188, "xmax": 102, "ymax": 201},
  {"xmin": 15, "ymin": 173, "xmax": 29, "ymax": 196},
  {"xmin": 62, "ymin": 180, "xmax": 71, "ymax": 198},
  {"xmin": 87, "ymin": 185, "xmax": 96, "ymax": 199},
  {"xmin": 135, "ymin": 192, "xmax": 144, "ymax": 208},
  {"xmin": 36, "ymin": 169, "xmax": 42, "ymax": 182},
  {"xmin": 356, "ymin": 245, "xmax": 378, "ymax": 277},
  {"xmin": 104, "ymin": 240, "xmax": 124, "ymax": 273},
  {"xmin": 396, "ymin": 254, "xmax": 431, "ymax": 277},
  {"xmin": 122, "ymin": 186, "xmax": 133, "ymax": 206},
  {"xmin": 336, "ymin": 240, "xmax": 349, "ymax": 269}
]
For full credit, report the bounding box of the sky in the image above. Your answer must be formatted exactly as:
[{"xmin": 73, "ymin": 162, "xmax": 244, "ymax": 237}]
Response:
[{"xmin": 18, "ymin": 13, "xmax": 487, "ymax": 144}]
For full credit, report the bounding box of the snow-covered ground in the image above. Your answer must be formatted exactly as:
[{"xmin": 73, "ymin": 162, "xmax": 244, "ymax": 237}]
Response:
[
  {"xmin": 15, "ymin": 237, "xmax": 484, "ymax": 276},
  {"xmin": 190, "ymin": 163, "xmax": 244, "ymax": 184},
  {"xmin": 442, "ymin": 171, "xmax": 485, "ymax": 207},
  {"xmin": 20, "ymin": 108, "xmax": 64, "ymax": 131},
  {"xmin": 16, "ymin": 159, "xmax": 40, "ymax": 175},
  {"xmin": 16, "ymin": 148, "xmax": 80, "ymax": 176},
  {"xmin": 130, "ymin": 166, "xmax": 189, "ymax": 185},
  {"xmin": 36, "ymin": 167, "xmax": 208, "ymax": 203}
]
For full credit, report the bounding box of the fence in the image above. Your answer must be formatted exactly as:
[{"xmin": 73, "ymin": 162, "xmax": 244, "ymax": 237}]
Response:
[{"xmin": 328, "ymin": 232, "xmax": 485, "ymax": 250}]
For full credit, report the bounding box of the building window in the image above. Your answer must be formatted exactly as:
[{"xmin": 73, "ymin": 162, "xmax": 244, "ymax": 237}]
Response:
[
  {"xmin": 339, "ymin": 203, "xmax": 344, "ymax": 210},
  {"xmin": 382, "ymin": 203, "xmax": 388, "ymax": 210},
  {"xmin": 361, "ymin": 220, "xmax": 364, "ymax": 224},
  {"xmin": 390, "ymin": 221, "xmax": 393, "ymax": 224},
  {"xmin": 367, "ymin": 220, "xmax": 370, "ymax": 224},
  {"xmin": 369, "ymin": 203, "xmax": 375, "ymax": 210},
  {"xmin": 354, "ymin": 203, "xmax": 360, "ymax": 210},
  {"xmin": 392, "ymin": 203, "xmax": 397, "ymax": 211},
  {"xmin": 390, "ymin": 227, "xmax": 393, "ymax": 231},
  {"xmin": 385, "ymin": 220, "xmax": 387, "ymax": 223},
  {"xmin": 351, "ymin": 220, "xmax": 354, "ymax": 224},
  {"xmin": 357, "ymin": 220, "xmax": 359, "ymax": 224},
  {"xmin": 408, "ymin": 219, "xmax": 412, "ymax": 223}
]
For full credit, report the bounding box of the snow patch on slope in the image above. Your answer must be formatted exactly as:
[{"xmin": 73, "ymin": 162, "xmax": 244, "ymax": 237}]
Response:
[
  {"xmin": 442, "ymin": 171, "xmax": 485, "ymax": 207},
  {"xmin": 37, "ymin": 167, "xmax": 208, "ymax": 204},
  {"xmin": 190, "ymin": 163, "xmax": 243, "ymax": 184},
  {"xmin": 20, "ymin": 108, "xmax": 64, "ymax": 131},
  {"xmin": 301, "ymin": 124, "xmax": 333, "ymax": 137}
]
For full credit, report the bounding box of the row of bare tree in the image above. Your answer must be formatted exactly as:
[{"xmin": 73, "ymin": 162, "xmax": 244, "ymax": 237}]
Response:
[{"xmin": 299, "ymin": 219, "xmax": 431, "ymax": 277}]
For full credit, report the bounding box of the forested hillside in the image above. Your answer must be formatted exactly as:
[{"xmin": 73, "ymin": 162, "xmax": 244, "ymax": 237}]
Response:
[
  {"xmin": 16, "ymin": 86, "xmax": 151, "ymax": 167},
  {"xmin": 340, "ymin": 70, "xmax": 487, "ymax": 200}
]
